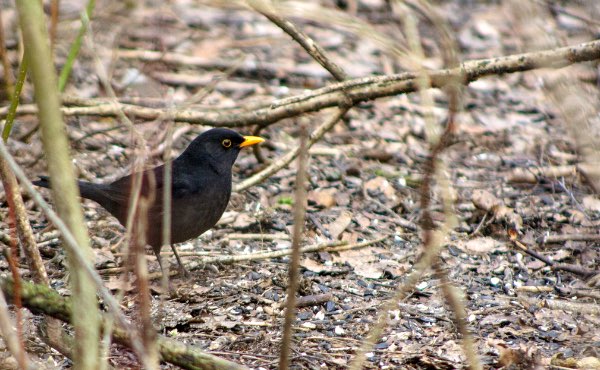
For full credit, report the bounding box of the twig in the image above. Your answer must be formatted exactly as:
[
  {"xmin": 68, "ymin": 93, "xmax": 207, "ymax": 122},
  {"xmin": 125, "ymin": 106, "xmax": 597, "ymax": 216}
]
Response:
[
  {"xmin": 0, "ymin": 288, "xmax": 31, "ymax": 369},
  {"xmin": 545, "ymin": 1, "xmax": 600, "ymax": 27},
  {"xmin": 361, "ymin": 185, "xmax": 418, "ymax": 231},
  {"xmin": 0, "ymin": 6, "xmax": 14, "ymax": 97},
  {"xmin": 511, "ymin": 238, "xmax": 597, "ymax": 278},
  {"xmin": 0, "ymin": 148, "xmax": 66, "ymax": 367},
  {"xmin": 438, "ymin": 272, "xmax": 481, "ymax": 370},
  {"xmin": 515, "ymin": 285, "xmax": 600, "ymax": 300},
  {"xmin": 408, "ymin": 3, "xmax": 481, "ymax": 368},
  {"xmin": 1, "ymin": 55, "xmax": 27, "ymax": 141},
  {"xmin": 513, "ymin": 295, "xmax": 600, "ymax": 316},
  {"xmin": 279, "ymin": 124, "xmax": 309, "ymax": 370},
  {"xmin": 186, "ymin": 236, "xmax": 387, "ymax": 270},
  {"xmin": 3, "ymin": 40, "xmax": 600, "ymax": 126},
  {"xmin": 507, "ymin": 165, "xmax": 577, "ymax": 183},
  {"xmin": 58, "ymin": 0, "xmax": 96, "ymax": 92},
  {"xmin": 293, "ymin": 293, "xmax": 333, "ymax": 309},
  {"xmin": 0, "ymin": 158, "xmax": 48, "ymax": 284},
  {"xmin": 115, "ymin": 48, "xmax": 328, "ymax": 80},
  {"xmin": 49, "ymin": 2, "xmax": 59, "ymax": 50},
  {"xmin": 348, "ymin": 228, "xmax": 449, "ymax": 370},
  {"xmin": 15, "ymin": 1, "xmax": 102, "ymax": 367},
  {"xmin": 133, "ymin": 196, "xmax": 160, "ymax": 370},
  {"xmin": 0, "ymin": 138, "xmax": 148, "ymax": 363},
  {"xmin": 307, "ymin": 213, "xmax": 332, "ymax": 239},
  {"xmin": 2, "ymin": 211, "xmax": 26, "ymax": 368},
  {"xmin": 248, "ymin": 0, "xmax": 348, "ymax": 81},
  {"xmin": 234, "ymin": 106, "xmax": 351, "ymax": 192},
  {"xmin": 226, "ymin": 233, "xmax": 290, "ymax": 241}
]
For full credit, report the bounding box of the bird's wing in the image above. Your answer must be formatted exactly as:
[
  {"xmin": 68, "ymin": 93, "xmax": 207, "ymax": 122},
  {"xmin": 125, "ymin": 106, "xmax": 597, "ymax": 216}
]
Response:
[
  {"xmin": 171, "ymin": 175, "xmax": 197, "ymax": 199},
  {"xmin": 106, "ymin": 166, "xmax": 166, "ymax": 203},
  {"xmin": 106, "ymin": 165, "xmax": 201, "ymax": 207}
]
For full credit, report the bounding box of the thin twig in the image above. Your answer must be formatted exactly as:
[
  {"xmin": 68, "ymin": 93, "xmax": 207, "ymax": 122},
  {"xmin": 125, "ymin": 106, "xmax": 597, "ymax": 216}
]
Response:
[
  {"xmin": 186, "ymin": 236, "xmax": 387, "ymax": 270},
  {"xmin": 279, "ymin": 124, "xmax": 309, "ymax": 370},
  {"xmin": 15, "ymin": 1, "xmax": 102, "ymax": 367},
  {"xmin": 0, "ymin": 138, "xmax": 148, "ymax": 363},
  {"xmin": 0, "ymin": 158, "xmax": 48, "ymax": 284},
  {"xmin": 0, "ymin": 288, "xmax": 31, "ymax": 369},
  {"xmin": 512, "ymin": 238, "xmax": 597, "ymax": 278},
  {"xmin": 3, "ymin": 200, "xmax": 26, "ymax": 368},
  {"xmin": 537, "ymin": 233, "xmax": 600, "ymax": 244},
  {"xmin": 248, "ymin": 0, "xmax": 348, "ymax": 81},
  {"xmin": 0, "ymin": 6, "xmax": 15, "ymax": 97},
  {"xmin": 134, "ymin": 195, "xmax": 159, "ymax": 370},
  {"xmin": 234, "ymin": 106, "xmax": 351, "ymax": 192},
  {"xmin": 58, "ymin": 0, "xmax": 96, "ymax": 92},
  {"xmin": 226, "ymin": 233, "xmax": 290, "ymax": 241},
  {"xmin": 1, "ymin": 55, "xmax": 27, "ymax": 141},
  {"xmin": 348, "ymin": 228, "xmax": 449, "ymax": 370}
]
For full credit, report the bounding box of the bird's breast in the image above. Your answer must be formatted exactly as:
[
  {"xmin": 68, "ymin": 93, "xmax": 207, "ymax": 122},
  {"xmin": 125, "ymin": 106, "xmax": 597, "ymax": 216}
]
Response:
[{"xmin": 168, "ymin": 176, "xmax": 232, "ymax": 244}]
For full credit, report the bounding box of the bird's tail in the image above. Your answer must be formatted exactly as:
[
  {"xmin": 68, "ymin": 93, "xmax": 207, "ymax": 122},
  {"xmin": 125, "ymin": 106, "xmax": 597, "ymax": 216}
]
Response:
[
  {"xmin": 32, "ymin": 176, "xmax": 51, "ymax": 189},
  {"xmin": 33, "ymin": 176, "xmax": 105, "ymax": 203}
]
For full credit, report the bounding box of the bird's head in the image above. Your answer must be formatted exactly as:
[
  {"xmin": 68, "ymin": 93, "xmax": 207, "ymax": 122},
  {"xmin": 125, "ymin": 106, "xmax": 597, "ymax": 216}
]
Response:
[{"xmin": 179, "ymin": 128, "xmax": 264, "ymax": 173}]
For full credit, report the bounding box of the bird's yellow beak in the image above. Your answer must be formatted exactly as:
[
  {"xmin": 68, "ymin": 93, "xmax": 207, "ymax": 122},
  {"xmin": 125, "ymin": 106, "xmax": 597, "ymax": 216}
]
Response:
[{"xmin": 239, "ymin": 136, "xmax": 265, "ymax": 148}]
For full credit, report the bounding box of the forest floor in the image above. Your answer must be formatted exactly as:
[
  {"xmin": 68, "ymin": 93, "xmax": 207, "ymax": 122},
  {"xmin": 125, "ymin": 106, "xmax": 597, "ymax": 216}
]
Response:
[{"xmin": 0, "ymin": 0, "xmax": 599, "ymax": 369}]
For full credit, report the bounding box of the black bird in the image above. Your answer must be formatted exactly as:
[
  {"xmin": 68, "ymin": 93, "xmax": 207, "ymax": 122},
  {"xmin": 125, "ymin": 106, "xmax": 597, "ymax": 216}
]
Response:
[{"xmin": 34, "ymin": 128, "xmax": 264, "ymax": 273}]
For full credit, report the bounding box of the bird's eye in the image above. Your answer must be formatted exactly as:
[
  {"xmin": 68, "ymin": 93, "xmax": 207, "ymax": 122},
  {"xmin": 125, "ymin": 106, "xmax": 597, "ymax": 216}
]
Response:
[{"xmin": 221, "ymin": 139, "xmax": 232, "ymax": 148}]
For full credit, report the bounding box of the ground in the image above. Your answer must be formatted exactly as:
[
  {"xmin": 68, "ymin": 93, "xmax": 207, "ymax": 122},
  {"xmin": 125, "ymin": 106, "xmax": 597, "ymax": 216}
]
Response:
[{"xmin": 0, "ymin": 0, "xmax": 599, "ymax": 369}]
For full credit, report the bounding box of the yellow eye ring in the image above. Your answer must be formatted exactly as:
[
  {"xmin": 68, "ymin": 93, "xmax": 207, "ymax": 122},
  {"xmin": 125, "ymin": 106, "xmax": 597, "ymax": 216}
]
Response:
[{"xmin": 222, "ymin": 139, "xmax": 232, "ymax": 148}]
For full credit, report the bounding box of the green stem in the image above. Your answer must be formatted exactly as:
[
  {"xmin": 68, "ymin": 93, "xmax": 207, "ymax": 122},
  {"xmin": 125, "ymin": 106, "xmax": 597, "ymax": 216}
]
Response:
[
  {"xmin": 57, "ymin": 0, "xmax": 96, "ymax": 92},
  {"xmin": 2, "ymin": 55, "xmax": 28, "ymax": 142}
]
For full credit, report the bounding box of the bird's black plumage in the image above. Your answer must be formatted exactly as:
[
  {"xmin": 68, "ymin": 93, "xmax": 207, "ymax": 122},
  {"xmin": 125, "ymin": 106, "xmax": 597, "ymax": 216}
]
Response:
[{"xmin": 34, "ymin": 128, "xmax": 264, "ymax": 270}]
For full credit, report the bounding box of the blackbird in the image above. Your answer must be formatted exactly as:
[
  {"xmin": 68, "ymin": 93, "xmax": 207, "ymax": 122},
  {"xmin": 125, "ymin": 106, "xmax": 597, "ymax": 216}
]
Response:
[{"xmin": 34, "ymin": 128, "xmax": 264, "ymax": 272}]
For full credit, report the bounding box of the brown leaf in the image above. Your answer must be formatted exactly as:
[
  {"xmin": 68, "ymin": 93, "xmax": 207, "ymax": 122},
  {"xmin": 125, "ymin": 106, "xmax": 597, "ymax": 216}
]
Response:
[
  {"xmin": 308, "ymin": 188, "xmax": 337, "ymax": 208},
  {"xmin": 326, "ymin": 211, "xmax": 353, "ymax": 240},
  {"xmin": 472, "ymin": 189, "xmax": 523, "ymax": 231},
  {"xmin": 300, "ymin": 258, "xmax": 340, "ymax": 273},
  {"xmin": 455, "ymin": 237, "xmax": 504, "ymax": 254},
  {"xmin": 332, "ymin": 247, "xmax": 388, "ymax": 279},
  {"xmin": 582, "ymin": 196, "xmax": 600, "ymax": 213},
  {"xmin": 365, "ymin": 176, "xmax": 398, "ymax": 203}
]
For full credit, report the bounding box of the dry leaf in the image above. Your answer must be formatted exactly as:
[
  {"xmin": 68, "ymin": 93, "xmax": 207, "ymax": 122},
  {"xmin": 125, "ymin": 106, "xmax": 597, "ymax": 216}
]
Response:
[
  {"xmin": 582, "ymin": 196, "xmax": 600, "ymax": 213},
  {"xmin": 455, "ymin": 237, "xmax": 504, "ymax": 254},
  {"xmin": 326, "ymin": 211, "xmax": 353, "ymax": 239},
  {"xmin": 332, "ymin": 247, "xmax": 388, "ymax": 279},
  {"xmin": 300, "ymin": 258, "xmax": 339, "ymax": 273},
  {"xmin": 365, "ymin": 176, "xmax": 398, "ymax": 203},
  {"xmin": 308, "ymin": 188, "xmax": 337, "ymax": 208},
  {"xmin": 472, "ymin": 189, "xmax": 523, "ymax": 231},
  {"xmin": 232, "ymin": 213, "xmax": 256, "ymax": 230}
]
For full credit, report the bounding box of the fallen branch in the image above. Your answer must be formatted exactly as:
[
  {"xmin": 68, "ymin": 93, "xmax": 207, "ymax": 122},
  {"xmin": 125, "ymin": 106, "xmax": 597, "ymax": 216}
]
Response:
[
  {"xmin": 537, "ymin": 233, "xmax": 600, "ymax": 244},
  {"xmin": 499, "ymin": 295, "xmax": 600, "ymax": 316},
  {"xmin": 511, "ymin": 238, "xmax": 598, "ymax": 279},
  {"xmin": 186, "ymin": 236, "xmax": 387, "ymax": 271},
  {"xmin": 2, "ymin": 40, "xmax": 599, "ymax": 127},
  {"xmin": 226, "ymin": 233, "xmax": 290, "ymax": 241},
  {"xmin": 507, "ymin": 165, "xmax": 577, "ymax": 183},
  {"xmin": 0, "ymin": 277, "xmax": 248, "ymax": 370},
  {"xmin": 0, "ymin": 138, "xmax": 147, "ymax": 359},
  {"xmin": 293, "ymin": 293, "xmax": 333, "ymax": 308}
]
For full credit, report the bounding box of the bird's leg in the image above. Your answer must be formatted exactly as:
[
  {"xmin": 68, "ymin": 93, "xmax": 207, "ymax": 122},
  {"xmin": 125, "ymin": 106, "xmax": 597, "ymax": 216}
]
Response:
[{"xmin": 169, "ymin": 244, "xmax": 189, "ymax": 278}]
